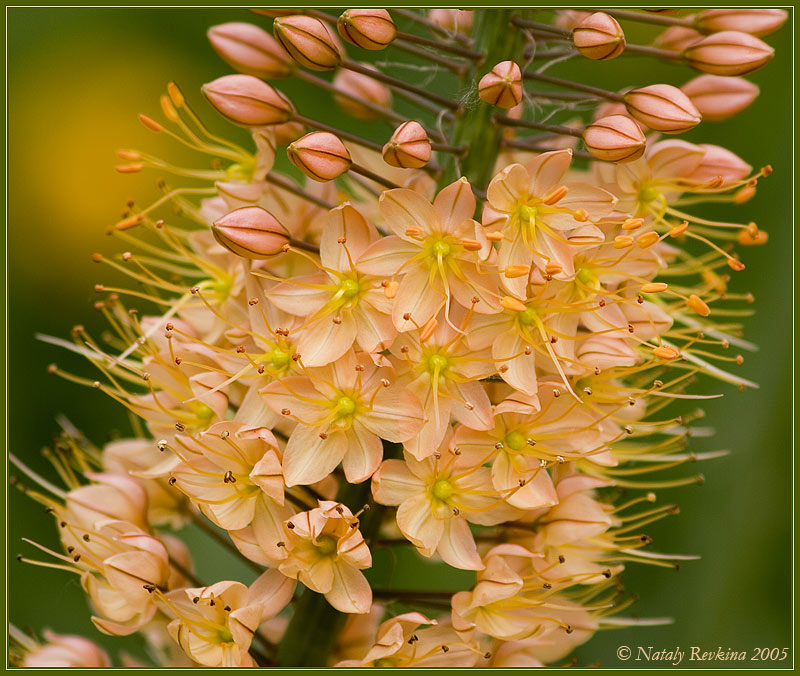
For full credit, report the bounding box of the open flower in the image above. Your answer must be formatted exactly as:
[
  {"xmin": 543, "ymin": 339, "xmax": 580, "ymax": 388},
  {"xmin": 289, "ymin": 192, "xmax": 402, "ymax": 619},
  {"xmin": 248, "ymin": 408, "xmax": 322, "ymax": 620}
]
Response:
[
  {"xmin": 372, "ymin": 438, "xmax": 520, "ymax": 570},
  {"xmin": 266, "ymin": 203, "xmax": 396, "ymax": 366},
  {"xmin": 390, "ymin": 314, "xmax": 495, "ymax": 458},
  {"xmin": 453, "ymin": 388, "xmax": 619, "ymax": 511},
  {"xmin": 278, "ymin": 501, "xmax": 372, "ymax": 613},
  {"xmin": 336, "ymin": 612, "xmax": 483, "ymax": 667},
  {"xmin": 484, "ymin": 149, "xmax": 617, "ymax": 297},
  {"xmin": 168, "ymin": 421, "xmax": 293, "ymax": 563},
  {"xmin": 358, "ymin": 177, "xmax": 498, "ymax": 331},
  {"xmin": 261, "ymin": 350, "xmax": 424, "ymax": 485},
  {"xmin": 163, "ymin": 572, "xmax": 294, "ymax": 666}
]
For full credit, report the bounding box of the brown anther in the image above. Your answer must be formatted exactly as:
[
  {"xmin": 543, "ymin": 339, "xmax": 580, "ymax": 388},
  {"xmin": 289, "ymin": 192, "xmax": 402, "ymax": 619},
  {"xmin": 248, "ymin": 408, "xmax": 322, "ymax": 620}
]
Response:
[
  {"xmin": 287, "ymin": 522, "xmax": 295, "ymax": 529},
  {"xmin": 319, "ymin": 432, "xmax": 328, "ymax": 440}
]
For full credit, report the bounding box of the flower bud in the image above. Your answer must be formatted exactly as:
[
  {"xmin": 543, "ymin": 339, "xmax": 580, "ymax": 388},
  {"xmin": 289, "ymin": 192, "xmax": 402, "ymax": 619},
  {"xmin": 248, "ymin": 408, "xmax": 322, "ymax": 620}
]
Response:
[
  {"xmin": 382, "ymin": 121, "xmax": 432, "ymax": 169},
  {"xmin": 428, "ymin": 8, "xmax": 473, "ymax": 33},
  {"xmin": 208, "ymin": 22, "xmax": 293, "ymax": 79},
  {"xmin": 333, "ymin": 68, "xmax": 392, "ymax": 120},
  {"xmin": 202, "ymin": 75, "xmax": 294, "ymax": 126},
  {"xmin": 337, "ymin": 9, "xmax": 396, "ymax": 50},
  {"xmin": 288, "ymin": 131, "xmax": 352, "ymax": 181},
  {"xmin": 478, "ymin": 61, "xmax": 523, "ymax": 109},
  {"xmin": 683, "ymin": 31, "xmax": 774, "ymax": 77},
  {"xmin": 583, "ymin": 114, "xmax": 646, "ymax": 163},
  {"xmin": 572, "ymin": 12, "xmax": 625, "ymax": 60},
  {"xmin": 688, "ymin": 144, "xmax": 752, "ymax": 185},
  {"xmin": 681, "ymin": 74, "xmax": 759, "ymax": 121},
  {"xmin": 654, "ymin": 24, "xmax": 701, "ymax": 52},
  {"xmin": 213, "ymin": 207, "xmax": 291, "ymax": 258},
  {"xmin": 694, "ymin": 9, "xmax": 788, "ymax": 38},
  {"xmin": 623, "ymin": 84, "xmax": 701, "ymax": 133},
  {"xmin": 273, "ymin": 15, "xmax": 341, "ymax": 71}
]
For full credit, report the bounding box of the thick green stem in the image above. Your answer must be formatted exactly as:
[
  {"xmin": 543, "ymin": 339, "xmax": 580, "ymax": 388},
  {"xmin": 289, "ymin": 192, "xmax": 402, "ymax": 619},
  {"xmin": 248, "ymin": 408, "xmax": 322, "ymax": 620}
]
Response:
[
  {"xmin": 276, "ymin": 441, "xmax": 402, "ymax": 667},
  {"xmin": 438, "ymin": 9, "xmax": 528, "ymax": 191}
]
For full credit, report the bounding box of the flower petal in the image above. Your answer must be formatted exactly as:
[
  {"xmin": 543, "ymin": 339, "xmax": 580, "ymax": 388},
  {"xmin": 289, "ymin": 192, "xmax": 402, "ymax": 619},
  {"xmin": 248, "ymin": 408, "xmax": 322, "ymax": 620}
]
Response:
[
  {"xmin": 282, "ymin": 425, "xmax": 348, "ymax": 486},
  {"xmin": 437, "ymin": 518, "xmax": 483, "ymax": 570}
]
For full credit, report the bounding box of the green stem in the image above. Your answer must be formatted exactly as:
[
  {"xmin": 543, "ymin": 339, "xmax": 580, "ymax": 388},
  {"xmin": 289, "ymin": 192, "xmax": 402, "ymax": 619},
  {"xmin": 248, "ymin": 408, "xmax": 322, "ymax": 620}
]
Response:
[
  {"xmin": 438, "ymin": 9, "xmax": 528, "ymax": 191},
  {"xmin": 276, "ymin": 441, "xmax": 402, "ymax": 667}
]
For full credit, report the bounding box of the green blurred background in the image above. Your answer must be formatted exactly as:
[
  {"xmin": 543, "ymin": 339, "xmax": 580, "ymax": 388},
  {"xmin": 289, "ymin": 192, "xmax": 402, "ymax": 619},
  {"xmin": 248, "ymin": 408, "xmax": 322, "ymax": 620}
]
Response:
[{"xmin": 6, "ymin": 7, "xmax": 792, "ymax": 668}]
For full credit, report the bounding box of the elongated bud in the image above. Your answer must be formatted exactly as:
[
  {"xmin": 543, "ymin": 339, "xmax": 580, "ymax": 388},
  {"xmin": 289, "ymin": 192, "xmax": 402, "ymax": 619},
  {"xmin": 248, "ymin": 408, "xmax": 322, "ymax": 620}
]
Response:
[
  {"xmin": 478, "ymin": 61, "xmax": 523, "ymax": 109},
  {"xmin": 202, "ymin": 75, "xmax": 294, "ymax": 126},
  {"xmin": 428, "ymin": 8, "xmax": 473, "ymax": 33},
  {"xmin": 623, "ymin": 84, "xmax": 701, "ymax": 133},
  {"xmin": 583, "ymin": 114, "xmax": 646, "ymax": 163},
  {"xmin": 572, "ymin": 12, "xmax": 625, "ymax": 61},
  {"xmin": 213, "ymin": 207, "xmax": 290, "ymax": 258},
  {"xmin": 288, "ymin": 131, "xmax": 352, "ymax": 181},
  {"xmin": 655, "ymin": 25, "xmax": 702, "ymax": 52},
  {"xmin": 333, "ymin": 68, "xmax": 392, "ymax": 120},
  {"xmin": 683, "ymin": 31, "xmax": 774, "ymax": 77},
  {"xmin": 382, "ymin": 121, "xmax": 431, "ymax": 169},
  {"xmin": 688, "ymin": 144, "xmax": 752, "ymax": 185},
  {"xmin": 208, "ymin": 23, "xmax": 293, "ymax": 79},
  {"xmin": 694, "ymin": 9, "xmax": 788, "ymax": 38},
  {"xmin": 337, "ymin": 9, "xmax": 396, "ymax": 50},
  {"xmin": 681, "ymin": 75, "xmax": 759, "ymax": 122},
  {"xmin": 274, "ymin": 15, "xmax": 341, "ymax": 71}
]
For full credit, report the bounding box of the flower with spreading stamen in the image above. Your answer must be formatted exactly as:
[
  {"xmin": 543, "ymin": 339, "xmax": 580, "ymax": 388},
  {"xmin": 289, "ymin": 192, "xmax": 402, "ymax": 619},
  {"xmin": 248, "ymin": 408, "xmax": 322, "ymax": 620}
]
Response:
[
  {"xmin": 484, "ymin": 149, "xmax": 617, "ymax": 298},
  {"xmin": 372, "ymin": 438, "xmax": 520, "ymax": 570},
  {"xmin": 278, "ymin": 501, "xmax": 372, "ymax": 613},
  {"xmin": 389, "ymin": 315, "xmax": 495, "ymax": 459},
  {"xmin": 266, "ymin": 203, "xmax": 397, "ymax": 366},
  {"xmin": 260, "ymin": 351, "xmax": 424, "ymax": 485},
  {"xmin": 358, "ymin": 177, "xmax": 498, "ymax": 331}
]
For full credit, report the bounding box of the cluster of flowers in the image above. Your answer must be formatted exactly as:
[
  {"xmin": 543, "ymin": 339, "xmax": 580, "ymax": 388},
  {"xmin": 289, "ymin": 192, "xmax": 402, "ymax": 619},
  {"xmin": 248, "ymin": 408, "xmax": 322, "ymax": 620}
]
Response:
[{"xmin": 11, "ymin": 7, "xmax": 783, "ymax": 668}]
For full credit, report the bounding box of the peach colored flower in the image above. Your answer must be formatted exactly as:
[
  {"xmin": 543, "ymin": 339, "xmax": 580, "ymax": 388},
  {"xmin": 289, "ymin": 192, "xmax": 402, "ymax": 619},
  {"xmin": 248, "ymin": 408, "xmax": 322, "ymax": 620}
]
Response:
[
  {"xmin": 278, "ymin": 501, "xmax": 372, "ymax": 613},
  {"xmin": 20, "ymin": 630, "xmax": 111, "ymax": 668},
  {"xmin": 267, "ymin": 203, "xmax": 396, "ymax": 366},
  {"xmin": 484, "ymin": 149, "xmax": 617, "ymax": 297},
  {"xmin": 168, "ymin": 421, "xmax": 293, "ymax": 563},
  {"xmin": 372, "ymin": 439, "xmax": 519, "ymax": 570},
  {"xmin": 390, "ymin": 314, "xmax": 495, "ymax": 459},
  {"xmin": 358, "ymin": 177, "xmax": 498, "ymax": 331},
  {"xmin": 336, "ymin": 612, "xmax": 482, "ymax": 667},
  {"xmin": 261, "ymin": 350, "xmax": 424, "ymax": 485}
]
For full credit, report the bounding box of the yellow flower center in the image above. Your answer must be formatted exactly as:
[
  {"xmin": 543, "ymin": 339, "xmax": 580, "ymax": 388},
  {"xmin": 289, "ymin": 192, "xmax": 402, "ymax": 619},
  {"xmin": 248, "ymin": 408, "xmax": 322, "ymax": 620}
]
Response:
[
  {"xmin": 426, "ymin": 353, "xmax": 449, "ymax": 375},
  {"xmin": 638, "ymin": 184, "xmax": 661, "ymax": 205},
  {"xmin": 335, "ymin": 396, "xmax": 357, "ymax": 417},
  {"xmin": 270, "ymin": 348, "xmax": 292, "ymax": 369},
  {"xmin": 517, "ymin": 306, "xmax": 538, "ymax": 326},
  {"xmin": 431, "ymin": 478, "xmax": 454, "ymax": 501},
  {"xmin": 431, "ymin": 239, "xmax": 451, "ymax": 258},
  {"xmin": 339, "ymin": 278, "xmax": 361, "ymax": 299},
  {"xmin": 315, "ymin": 535, "xmax": 339, "ymax": 557},
  {"xmin": 374, "ymin": 658, "xmax": 396, "ymax": 668},
  {"xmin": 504, "ymin": 431, "xmax": 527, "ymax": 451}
]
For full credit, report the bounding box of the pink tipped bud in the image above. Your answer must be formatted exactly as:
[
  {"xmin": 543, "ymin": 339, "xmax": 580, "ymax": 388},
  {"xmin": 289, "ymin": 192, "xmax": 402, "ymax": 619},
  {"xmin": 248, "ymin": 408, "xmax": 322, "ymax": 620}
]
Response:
[
  {"xmin": 572, "ymin": 12, "xmax": 626, "ymax": 61},
  {"xmin": 202, "ymin": 74, "xmax": 294, "ymax": 126},
  {"xmin": 478, "ymin": 61, "xmax": 523, "ymax": 109},
  {"xmin": 337, "ymin": 9, "xmax": 397, "ymax": 50},
  {"xmin": 654, "ymin": 24, "xmax": 702, "ymax": 52},
  {"xmin": 288, "ymin": 131, "xmax": 352, "ymax": 181},
  {"xmin": 623, "ymin": 84, "xmax": 701, "ymax": 133},
  {"xmin": 213, "ymin": 206, "xmax": 291, "ymax": 258},
  {"xmin": 273, "ymin": 15, "xmax": 342, "ymax": 71},
  {"xmin": 688, "ymin": 144, "xmax": 752, "ymax": 185},
  {"xmin": 382, "ymin": 121, "xmax": 431, "ymax": 169},
  {"xmin": 208, "ymin": 23, "xmax": 293, "ymax": 79},
  {"xmin": 333, "ymin": 68, "xmax": 392, "ymax": 120},
  {"xmin": 428, "ymin": 8, "xmax": 473, "ymax": 33},
  {"xmin": 583, "ymin": 114, "xmax": 646, "ymax": 163},
  {"xmin": 694, "ymin": 9, "xmax": 788, "ymax": 38},
  {"xmin": 681, "ymin": 74, "xmax": 759, "ymax": 122},
  {"xmin": 683, "ymin": 31, "xmax": 774, "ymax": 77}
]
